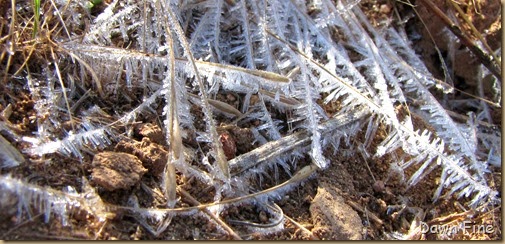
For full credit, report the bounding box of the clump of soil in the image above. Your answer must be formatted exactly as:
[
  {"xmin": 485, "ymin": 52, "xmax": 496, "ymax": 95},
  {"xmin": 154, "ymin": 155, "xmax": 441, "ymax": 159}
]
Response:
[
  {"xmin": 136, "ymin": 123, "xmax": 166, "ymax": 145},
  {"xmin": 115, "ymin": 138, "xmax": 168, "ymax": 176},
  {"xmin": 91, "ymin": 152, "xmax": 147, "ymax": 191},
  {"xmin": 310, "ymin": 182, "xmax": 363, "ymax": 240}
]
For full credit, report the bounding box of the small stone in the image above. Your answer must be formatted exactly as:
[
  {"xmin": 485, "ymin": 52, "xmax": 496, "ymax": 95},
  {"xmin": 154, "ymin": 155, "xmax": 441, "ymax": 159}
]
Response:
[
  {"xmin": 226, "ymin": 93, "xmax": 236, "ymax": 102},
  {"xmin": 249, "ymin": 95, "xmax": 259, "ymax": 106},
  {"xmin": 373, "ymin": 180, "xmax": 385, "ymax": 193},
  {"xmin": 228, "ymin": 126, "xmax": 256, "ymax": 154},
  {"xmin": 379, "ymin": 4, "xmax": 391, "ymax": 14},
  {"xmin": 219, "ymin": 131, "xmax": 236, "ymax": 160},
  {"xmin": 91, "ymin": 152, "xmax": 147, "ymax": 191},
  {"xmin": 376, "ymin": 199, "xmax": 387, "ymax": 213},
  {"xmin": 259, "ymin": 211, "xmax": 268, "ymax": 223}
]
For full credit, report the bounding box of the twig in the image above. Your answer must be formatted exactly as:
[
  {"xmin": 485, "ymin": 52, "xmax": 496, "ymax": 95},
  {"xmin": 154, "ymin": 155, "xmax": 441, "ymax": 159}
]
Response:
[
  {"xmin": 178, "ymin": 187, "xmax": 242, "ymax": 240},
  {"xmin": 416, "ymin": 0, "xmax": 501, "ymax": 80},
  {"xmin": 346, "ymin": 199, "xmax": 384, "ymax": 226},
  {"xmin": 1, "ymin": 213, "xmax": 43, "ymax": 239},
  {"xmin": 447, "ymin": 0, "xmax": 501, "ymax": 68},
  {"xmin": 359, "ymin": 150, "xmax": 376, "ymax": 182},
  {"xmin": 283, "ymin": 213, "xmax": 320, "ymax": 240},
  {"xmin": 227, "ymin": 203, "xmax": 284, "ymax": 228},
  {"xmin": 444, "ymin": 109, "xmax": 497, "ymax": 128}
]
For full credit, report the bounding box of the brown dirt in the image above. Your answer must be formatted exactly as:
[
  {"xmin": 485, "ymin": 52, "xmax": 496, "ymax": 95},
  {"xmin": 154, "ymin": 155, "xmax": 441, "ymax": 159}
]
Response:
[{"xmin": 2, "ymin": 109, "xmax": 500, "ymax": 240}]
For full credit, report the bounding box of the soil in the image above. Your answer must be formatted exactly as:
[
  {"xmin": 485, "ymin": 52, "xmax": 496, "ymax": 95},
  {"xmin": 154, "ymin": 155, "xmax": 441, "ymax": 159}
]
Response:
[
  {"xmin": 90, "ymin": 152, "xmax": 147, "ymax": 191},
  {"xmin": 0, "ymin": 0, "xmax": 501, "ymax": 241}
]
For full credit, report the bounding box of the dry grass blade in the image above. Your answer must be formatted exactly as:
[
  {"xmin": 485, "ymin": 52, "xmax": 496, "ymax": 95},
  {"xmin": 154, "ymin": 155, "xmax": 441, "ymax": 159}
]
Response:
[
  {"xmin": 114, "ymin": 164, "xmax": 319, "ymax": 214},
  {"xmin": 227, "ymin": 203, "xmax": 284, "ymax": 229},
  {"xmin": 164, "ymin": 4, "xmax": 231, "ymax": 181},
  {"xmin": 200, "ymin": 60, "xmax": 290, "ymax": 83},
  {"xmin": 207, "ymin": 98, "xmax": 243, "ymax": 117},
  {"xmin": 259, "ymin": 89, "xmax": 301, "ymax": 106},
  {"xmin": 230, "ymin": 108, "xmax": 368, "ymax": 175},
  {"xmin": 60, "ymin": 49, "xmax": 105, "ymax": 97},
  {"xmin": 189, "ymin": 93, "xmax": 243, "ymax": 117},
  {"xmin": 1, "ymin": 213, "xmax": 43, "ymax": 239},
  {"xmin": 49, "ymin": 46, "xmax": 75, "ymax": 131},
  {"xmin": 61, "ymin": 44, "xmax": 289, "ymax": 84},
  {"xmin": 346, "ymin": 200, "xmax": 384, "ymax": 226},
  {"xmin": 162, "ymin": 2, "xmax": 178, "ymax": 209}
]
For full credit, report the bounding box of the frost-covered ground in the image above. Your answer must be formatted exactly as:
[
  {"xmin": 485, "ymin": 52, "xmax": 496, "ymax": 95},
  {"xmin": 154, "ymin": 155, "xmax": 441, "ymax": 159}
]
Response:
[{"xmin": 0, "ymin": 0, "xmax": 501, "ymax": 240}]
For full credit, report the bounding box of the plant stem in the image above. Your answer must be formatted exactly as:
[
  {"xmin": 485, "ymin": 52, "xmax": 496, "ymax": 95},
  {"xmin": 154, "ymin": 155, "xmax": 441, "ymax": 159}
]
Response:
[
  {"xmin": 32, "ymin": 0, "xmax": 40, "ymax": 38},
  {"xmin": 417, "ymin": 0, "xmax": 501, "ymax": 81}
]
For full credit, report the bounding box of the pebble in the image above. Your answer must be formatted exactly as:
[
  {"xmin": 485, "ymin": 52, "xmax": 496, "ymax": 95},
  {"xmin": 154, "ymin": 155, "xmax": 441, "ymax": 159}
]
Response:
[
  {"xmin": 379, "ymin": 4, "xmax": 391, "ymax": 14},
  {"xmin": 226, "ymin": 93, "xmax": 236, "ymax": 102},
  {"xmin": 373, "ymin": 180, "xmax": 385, "ymax": 193},
  {"xmin": 259, "ymin": 211, "xmax": 268, "ymax": 223}
]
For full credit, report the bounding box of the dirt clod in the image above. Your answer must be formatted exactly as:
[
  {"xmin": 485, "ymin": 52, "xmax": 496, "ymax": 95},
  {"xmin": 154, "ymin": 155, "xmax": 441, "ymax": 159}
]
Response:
[
  {"xmin": 310, "ymin": 182, "xmax": 364, "ymax": 240},
  {"xmin": 90, "ymin": 152, "xmax": 147, "ymax": 191},
  {"xmin": 373, "ymin": 180, "xmax": 386, "ymax": 193},
  {"xmin": 137, "ymin": 123, "xmax": 165, "ymax": 145},
  {"xmin": 227, "ymin": 126, "xmax": 257, "ymax": 154},
  {"xmin": 115, "ymin": 138, "xmax": 168, "ymax": 175}
]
